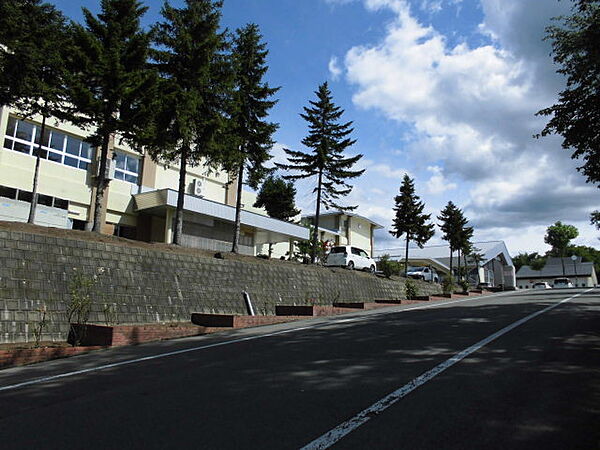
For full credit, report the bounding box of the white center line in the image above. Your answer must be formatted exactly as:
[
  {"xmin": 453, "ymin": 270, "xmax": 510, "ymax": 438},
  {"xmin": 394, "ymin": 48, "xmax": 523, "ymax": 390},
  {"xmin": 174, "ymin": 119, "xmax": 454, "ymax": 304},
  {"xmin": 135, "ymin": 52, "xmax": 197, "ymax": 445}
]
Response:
[
  {"xmin": 300, "ymin": 288, "xmax": 594, "ymax": 450},
  {"xmin": 0, "ymin": 290, "xmax": 512, "ymax": 393}
]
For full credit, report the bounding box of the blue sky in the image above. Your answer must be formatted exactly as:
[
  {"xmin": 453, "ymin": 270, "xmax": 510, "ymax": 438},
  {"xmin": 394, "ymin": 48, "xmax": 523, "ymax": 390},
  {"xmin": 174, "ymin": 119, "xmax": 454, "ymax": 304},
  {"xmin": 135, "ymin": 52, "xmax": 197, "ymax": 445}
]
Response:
[{"xmin": 52, "ymin": 0, "xmax": 600, "ymax": 255}]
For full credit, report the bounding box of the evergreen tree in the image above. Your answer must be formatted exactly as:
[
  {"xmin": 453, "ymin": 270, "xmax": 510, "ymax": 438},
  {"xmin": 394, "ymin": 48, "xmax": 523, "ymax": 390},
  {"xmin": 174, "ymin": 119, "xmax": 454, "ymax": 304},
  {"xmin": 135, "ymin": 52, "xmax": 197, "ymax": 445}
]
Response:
[
  {"xmin": 66, "ymin": 0, "xmax": 155, "ymax": 232},
  {"xmin": 0, "ymin": 0, "xmax": 70, "ymax": 224},
  {"xmin": 253, "ymin": 175, "xmax": 300, "ymax": 221},
  {"xmin": 147, "ymin": 0, "xmax": 233, "ymax": 245},
  {"xmin": 277, "ymin": 82, "xmax": 364, "ymax": 263},
  {"xmin": 229, "ymin": 23, "xmax": 279, "ymax": 253},
  {"xmin": 455, "ymin": 210, "xmax": 473, "ymax": 281},
  {"xmin": 390, "ymin": 174, "xmax": 435, "ymax": 277},
  {"xmin": 437, "ymin": 201, "xmax": 461, "ymax": 278},
  {"xmin": 537, "ymin": 1, "xmax": 600, "ymax": 186}
]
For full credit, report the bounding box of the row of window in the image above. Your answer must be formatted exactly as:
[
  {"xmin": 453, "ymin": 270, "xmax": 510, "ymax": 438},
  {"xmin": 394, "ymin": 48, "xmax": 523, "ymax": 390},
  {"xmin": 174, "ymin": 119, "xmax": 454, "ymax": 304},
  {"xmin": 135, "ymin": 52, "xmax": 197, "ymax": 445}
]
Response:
[
  {"xmin": 0, "ymin": 185, "xmax": 68, "ymax": 210},
  {"xmin": 3, "ymin": 116, "xmax": 141, "ymax": 184}
]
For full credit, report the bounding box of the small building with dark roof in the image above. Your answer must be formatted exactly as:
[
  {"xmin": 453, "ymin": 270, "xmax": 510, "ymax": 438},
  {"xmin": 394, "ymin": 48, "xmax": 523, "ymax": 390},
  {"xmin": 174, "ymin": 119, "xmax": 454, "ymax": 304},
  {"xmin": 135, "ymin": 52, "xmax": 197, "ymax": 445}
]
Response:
[{"xmin": 516, "ymin": 257, "xmax": 598, "ymax": 289}]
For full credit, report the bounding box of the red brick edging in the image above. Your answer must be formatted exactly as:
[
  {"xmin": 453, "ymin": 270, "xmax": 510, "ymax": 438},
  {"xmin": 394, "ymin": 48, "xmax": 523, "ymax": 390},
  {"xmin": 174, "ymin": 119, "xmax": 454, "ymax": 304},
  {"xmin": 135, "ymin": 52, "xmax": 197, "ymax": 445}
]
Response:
[{"xmin": 0, "ymin": 346, "xmax": 104, "ymax": 369}]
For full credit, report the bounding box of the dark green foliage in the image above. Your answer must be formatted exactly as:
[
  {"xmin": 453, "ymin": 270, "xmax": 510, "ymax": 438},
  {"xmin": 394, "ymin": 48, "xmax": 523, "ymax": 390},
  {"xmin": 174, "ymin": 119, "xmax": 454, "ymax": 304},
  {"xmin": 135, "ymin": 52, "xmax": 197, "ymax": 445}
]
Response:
[
  {"xmin": 590, "ymin": 210, "xmax": 600, "ymax": 229},
  {"xmin": 0, "ymin": 0, "xmax": 70, "ymax": 223},
  {"xmin": 545, "ymin": 221, "xmax": 579, "ymax": 254},
  {"xmin": 437, "ymin": 201, "xmax": 473, "ymax": 280},
  {"xmin": 148, "ymin": 0, "xmax": 233, "ymax": 245},
  {"xmin": 513, "ymin": 252, "xmax": 547, "ymax": 272},
  {"xmin": 229, "ymin": 23, "xmax": 279, "ymax": 253},
  {"xmin": 404, "ymin": 279, "xmax": 418, "ymax": 299},
  {"xmin": 537, "ymin": 1, "xmax": 600, "ymax": 184},
  {"xmin": 390, "ymin": 174, "xmax": 435, "ymax": 276},
  {"xmin": 545, "ymin": 221, "xmax": 579, "ymax": 276},
  {"xmin": 66, "ymin": 0, "xmax": 155, "ymax": 232},
  {"xmin": 377, "ymin": 254, "xmax": 403, "ymax": 278},
  {"xmin": 253, "ymin": 175, "xmax": 300, "ymax": 221},
  {"xmin": 442, "ymin": 278, "xmax": 455, "ymax": 295},
  {"xmin": 565, "ymin": 244, "xmax": 600, "ymax": 274},
  {"xmin": 277, "ymin": 82, "xmax": 364, "ymax": 263}
]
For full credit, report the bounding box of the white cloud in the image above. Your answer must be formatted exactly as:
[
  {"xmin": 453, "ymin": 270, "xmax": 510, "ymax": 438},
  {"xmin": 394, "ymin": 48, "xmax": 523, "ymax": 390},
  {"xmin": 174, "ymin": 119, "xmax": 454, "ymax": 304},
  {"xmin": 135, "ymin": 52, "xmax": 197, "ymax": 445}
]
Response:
[
  {"xmin": 426, "ymin": 165, "xmax": 457, "ymax": 194},
  {"xmin": 328, "ymin": 56, "xmax": 342, "ymax": 81},
  {"xmin": 336, "ymin": 0, "xmax": 600, "ymax": 251},
  {"xmin": 367, "ymin": 162, "xmax": 409, "ymax": 179}
]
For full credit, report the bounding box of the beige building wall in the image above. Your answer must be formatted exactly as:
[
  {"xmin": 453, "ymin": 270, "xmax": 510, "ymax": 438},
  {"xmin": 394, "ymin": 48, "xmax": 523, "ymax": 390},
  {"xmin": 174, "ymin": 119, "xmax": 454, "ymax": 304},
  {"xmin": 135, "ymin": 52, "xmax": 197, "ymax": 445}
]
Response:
[{"xmin": 0, "ymin": 107, "xmax": 95, "ymax": 222}]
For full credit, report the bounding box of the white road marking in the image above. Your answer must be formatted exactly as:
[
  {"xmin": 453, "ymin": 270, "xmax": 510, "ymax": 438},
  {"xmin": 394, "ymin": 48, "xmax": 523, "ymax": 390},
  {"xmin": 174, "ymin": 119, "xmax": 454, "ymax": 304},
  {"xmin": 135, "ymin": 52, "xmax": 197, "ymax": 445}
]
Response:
[
  {"xmin": 300, "ymin": 288, "xmax": 594, "ymax": 450},
  {"xmin": 0, "ymin": 290, "xmax": 514, "ymax": 393}
]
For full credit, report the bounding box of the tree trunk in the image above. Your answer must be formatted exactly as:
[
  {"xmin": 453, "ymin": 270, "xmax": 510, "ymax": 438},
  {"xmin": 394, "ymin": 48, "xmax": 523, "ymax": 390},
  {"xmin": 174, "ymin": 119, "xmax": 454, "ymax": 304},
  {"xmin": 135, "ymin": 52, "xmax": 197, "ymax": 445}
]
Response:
[
  {"xmin": 463, "ymin": 252, "xmax": 469, "ymax": 282},
  {"xmin": 449, "ymin": 247, "xmax": 454, "ymax": 281},
  {"xmin": 560, "ymin": 250, "xmax": 566, "ymax": 276},
  {"xmin": 404, "ymin": 234, "xmax": 410, "ymax": 277},
  {"xmin": 173, "ymin": 145, "xmax": 188, "ymax": 246},
  {"xmin": 231, "ymin": 162, "xmax": 245, "ymax": 253},
  {"xmin": 311, "ymin": 170, "xmax": 323, "ymax": 264},
  {"xmin": 268, "ymin": 242, "xmax": 273, "ymax": 259},
  {"xmin": 457, "ymin": 248, "xmax": 462, "ymax": 281},
  {"xmin": 28, "ymin": 114, "xmax": 47, "ymax": 224},
  {"xmin": 92, "ymin": 129, "xmax": 111, "ymax": 233}
]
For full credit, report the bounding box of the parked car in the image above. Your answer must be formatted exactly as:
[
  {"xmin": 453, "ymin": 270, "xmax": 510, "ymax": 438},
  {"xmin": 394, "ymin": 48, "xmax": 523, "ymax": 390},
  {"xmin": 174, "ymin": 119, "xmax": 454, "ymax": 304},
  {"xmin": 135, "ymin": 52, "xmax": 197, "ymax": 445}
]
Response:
[
  {"xmin": 533, "ymin": 282, "xmax": 552, "ymax": 289},
  {"xmin": 324, "ymin": 246, "xmax": 377, "ymax": 273},
  {"xmin": 406, "ymin": 266, "xmax": 440, "ymax": 283},
  {"xmin": 553, "ymin": 277, "xmax": 574, "ymax": 288}
]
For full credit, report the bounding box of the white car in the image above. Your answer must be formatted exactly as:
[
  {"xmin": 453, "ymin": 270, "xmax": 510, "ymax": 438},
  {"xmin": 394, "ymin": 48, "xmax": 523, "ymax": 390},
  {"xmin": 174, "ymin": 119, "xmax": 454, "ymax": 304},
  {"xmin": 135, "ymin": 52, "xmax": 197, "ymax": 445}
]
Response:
[
  {"xmin": 406, "ymin": 266, "xmax": 440, "ymax": 283},
  {"xmin": 325, "ymin": 246, "xmax": 377, "ymax": 273},
  {"xmin": 553, "ymin": 278, "xmax": 574, "ymax": 288},
  {"xmin": 533, "ymin": 282, "xmax": 552, "ymax": 289}
]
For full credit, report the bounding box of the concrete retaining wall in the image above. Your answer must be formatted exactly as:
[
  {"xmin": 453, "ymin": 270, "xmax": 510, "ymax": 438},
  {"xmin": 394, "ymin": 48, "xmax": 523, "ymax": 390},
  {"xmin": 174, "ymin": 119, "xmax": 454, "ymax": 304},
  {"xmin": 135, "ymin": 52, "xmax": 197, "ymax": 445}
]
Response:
[{"xmin": 0, "ymin": 226, "xmax": 441, "ymax": 343}]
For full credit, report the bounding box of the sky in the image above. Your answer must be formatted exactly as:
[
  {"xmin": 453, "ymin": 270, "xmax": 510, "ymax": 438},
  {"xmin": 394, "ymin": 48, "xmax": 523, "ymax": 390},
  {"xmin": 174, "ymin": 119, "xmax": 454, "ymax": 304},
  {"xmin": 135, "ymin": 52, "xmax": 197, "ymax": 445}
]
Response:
[{"xmin": 51, "ymin": 0, "xmax": 600, "ymax": 256}]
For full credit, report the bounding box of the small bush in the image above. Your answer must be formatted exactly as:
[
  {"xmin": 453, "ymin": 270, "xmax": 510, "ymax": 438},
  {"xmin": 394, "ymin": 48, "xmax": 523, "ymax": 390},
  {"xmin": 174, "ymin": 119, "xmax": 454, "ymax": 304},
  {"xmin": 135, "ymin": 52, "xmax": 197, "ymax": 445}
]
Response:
[
  {"xmin": 459, "ymin": 279, "xmax": 470, "ymax": 293},
  {"xmin": 442, "ymin": 279, "xmax": 455, "ymax": 295},
  {"xmin": 378, "ymin": 254, "xmax": 403, "ymax": 278},
  {"xmin": 404, "ymin": 279, "xmax": 419, "ymax": 299}
]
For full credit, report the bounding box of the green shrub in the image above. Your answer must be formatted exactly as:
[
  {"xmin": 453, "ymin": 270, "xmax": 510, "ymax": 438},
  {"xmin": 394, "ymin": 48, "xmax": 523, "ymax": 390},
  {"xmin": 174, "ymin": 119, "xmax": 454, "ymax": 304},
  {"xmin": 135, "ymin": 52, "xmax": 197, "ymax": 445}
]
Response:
[
  {"xmin": 378, "ymin": 254, "xmax": 403, "ymax": 278},
  {"xmin": 459, "ymin": 279, "xmax": 470, "ymax": 293},
  {"xmin": 404, "ymin": 279, "xmax": 419, "ymax": 299},
  {"xmin": 442, "ymin": 278, "xmax": 455, "ymax": 295}
]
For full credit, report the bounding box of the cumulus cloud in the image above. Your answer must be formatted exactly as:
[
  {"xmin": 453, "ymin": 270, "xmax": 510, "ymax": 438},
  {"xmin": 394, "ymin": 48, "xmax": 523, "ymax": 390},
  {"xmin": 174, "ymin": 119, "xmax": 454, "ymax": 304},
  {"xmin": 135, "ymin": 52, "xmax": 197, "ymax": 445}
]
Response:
[
  {"xmin": 328, "ymin": 56, "xmax": 343, "ymax": 81},
  {"xmin": 336, "ymin": 0, "xmax": 599, "ymax": 252},
  {"xmin": 426, "ymin": 165, "xmax": 457, "ymax": 194}
]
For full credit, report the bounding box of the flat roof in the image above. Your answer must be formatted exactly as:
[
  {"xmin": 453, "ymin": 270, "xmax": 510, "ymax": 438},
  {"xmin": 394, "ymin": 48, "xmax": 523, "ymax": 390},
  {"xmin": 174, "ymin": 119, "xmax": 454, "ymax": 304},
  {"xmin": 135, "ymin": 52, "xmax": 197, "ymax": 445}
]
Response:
[{"xmin": 134, "ymin": 189, "xmax": 309, "ymax": 242}]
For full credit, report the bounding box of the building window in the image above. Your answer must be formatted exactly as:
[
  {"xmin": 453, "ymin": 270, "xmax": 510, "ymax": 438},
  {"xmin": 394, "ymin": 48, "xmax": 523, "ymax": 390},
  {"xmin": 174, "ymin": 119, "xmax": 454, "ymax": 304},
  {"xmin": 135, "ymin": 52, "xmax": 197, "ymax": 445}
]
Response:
[
  {"xmin": 0, "ymin": 184, "xmax": 68, "ymax": 209},
  {"xmin": 113, "ymin": 151, "xmax": 140, "ymax": 184},
  {"xmin": 3, "ymin": 116, "xmax": 93, "ymax": 170}
]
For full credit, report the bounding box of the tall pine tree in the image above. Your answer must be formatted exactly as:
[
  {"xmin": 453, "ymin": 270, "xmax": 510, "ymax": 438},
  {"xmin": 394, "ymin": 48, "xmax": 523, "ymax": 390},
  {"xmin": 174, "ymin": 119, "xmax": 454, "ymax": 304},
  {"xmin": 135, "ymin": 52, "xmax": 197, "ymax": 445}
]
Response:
[
  {"xmin": 148, "ymin": 0, "xmax": 233, "ymax": 245},
  {"xmin": 0, "ymin": 0, "xmax": 70, "ymax": 224},
  {"xmin": 229, "ymin": 23, "xmax": 279, "ymax": 253},
  {"xmin": 277, "ymin": 82, "xmax": 364, "ymax": 263},
  {"xmin": 66, "ymin": 0, "xmax": 155, "ymax": 232},
  {"xmin": 437, "ymin": 201, "xmax": 460, "ymax": 278},
  {"xmin": 390, "ymin": 174, "xmax": 435, "ymax": 277}
]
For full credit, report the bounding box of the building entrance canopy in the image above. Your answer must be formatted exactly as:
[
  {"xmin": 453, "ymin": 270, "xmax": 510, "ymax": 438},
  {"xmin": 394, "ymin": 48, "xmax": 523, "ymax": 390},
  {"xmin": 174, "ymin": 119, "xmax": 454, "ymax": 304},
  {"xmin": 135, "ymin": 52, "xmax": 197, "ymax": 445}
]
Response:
[{"xmin": 134, "ymin": 189, "xmax": 309, "ymax": 245}]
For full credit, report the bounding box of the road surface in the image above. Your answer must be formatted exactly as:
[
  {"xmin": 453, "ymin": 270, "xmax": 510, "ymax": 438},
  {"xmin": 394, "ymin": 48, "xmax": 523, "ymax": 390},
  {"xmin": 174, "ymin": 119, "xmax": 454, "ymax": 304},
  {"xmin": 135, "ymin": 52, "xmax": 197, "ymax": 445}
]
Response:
[{"xmin": 1, "ymin": 288, "xmax": 599, "ymax": 449}]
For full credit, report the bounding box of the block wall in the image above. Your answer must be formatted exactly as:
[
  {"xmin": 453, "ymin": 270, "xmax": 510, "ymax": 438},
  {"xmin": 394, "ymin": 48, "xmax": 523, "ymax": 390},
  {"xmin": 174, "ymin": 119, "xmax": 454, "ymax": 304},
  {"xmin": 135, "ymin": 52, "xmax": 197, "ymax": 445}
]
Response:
[{"xmin": 0, "ymin": 228, "xmax": 440, "ymax": 344}]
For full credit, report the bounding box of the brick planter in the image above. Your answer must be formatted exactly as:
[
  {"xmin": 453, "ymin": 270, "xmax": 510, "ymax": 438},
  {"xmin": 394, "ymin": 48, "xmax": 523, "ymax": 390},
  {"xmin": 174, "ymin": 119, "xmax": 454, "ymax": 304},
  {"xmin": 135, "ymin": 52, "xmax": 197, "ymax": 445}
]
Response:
[
  {"xmin": 275, "ymin": 305, "xmax": 355, "ymax": 317},
  {"xmin": 191, "ymin": 313, "xmax": 301, "ymax": 329},
  {"xmin": 0, "ymin": 346, "xmax": 104, "ymax": 369},
  {"xmin": 68, "ymin": 323, "xmax": 206, "ymax": 347}
]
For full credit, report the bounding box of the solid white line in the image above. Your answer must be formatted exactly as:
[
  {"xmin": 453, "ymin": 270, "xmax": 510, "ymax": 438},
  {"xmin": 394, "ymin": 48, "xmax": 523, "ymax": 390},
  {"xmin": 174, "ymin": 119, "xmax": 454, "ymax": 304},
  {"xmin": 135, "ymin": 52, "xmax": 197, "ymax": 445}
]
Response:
[
  {"xmin": 0, "ymin": 290, "xmax": 514, "ymax": 393},
  {"xmin": 300, "ymin": 288, "xmax": 594, "ymax": 450}
]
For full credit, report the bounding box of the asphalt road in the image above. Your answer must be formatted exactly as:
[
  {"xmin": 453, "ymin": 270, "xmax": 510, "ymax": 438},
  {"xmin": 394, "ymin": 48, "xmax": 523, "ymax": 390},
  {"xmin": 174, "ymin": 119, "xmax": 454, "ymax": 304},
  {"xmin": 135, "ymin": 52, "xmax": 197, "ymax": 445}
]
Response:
[{"xmin": 1, "ymin": 288, "xmax": 599, "ymax": 449}]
